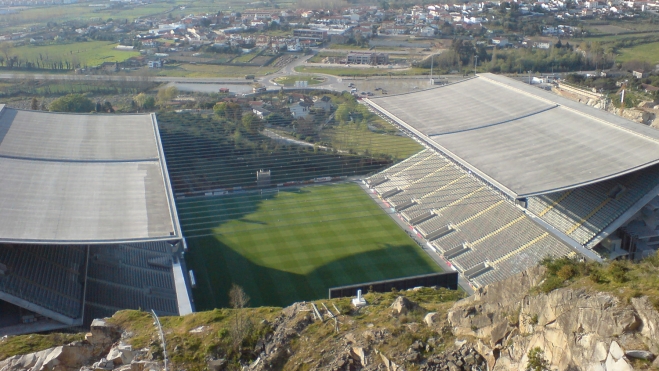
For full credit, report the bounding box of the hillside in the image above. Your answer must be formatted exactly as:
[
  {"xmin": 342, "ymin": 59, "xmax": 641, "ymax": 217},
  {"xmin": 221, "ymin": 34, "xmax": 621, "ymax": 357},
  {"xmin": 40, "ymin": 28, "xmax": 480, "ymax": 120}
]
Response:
[{"xmin": 1, "ymin": 255, "xmax": 659, "ymax": 371}]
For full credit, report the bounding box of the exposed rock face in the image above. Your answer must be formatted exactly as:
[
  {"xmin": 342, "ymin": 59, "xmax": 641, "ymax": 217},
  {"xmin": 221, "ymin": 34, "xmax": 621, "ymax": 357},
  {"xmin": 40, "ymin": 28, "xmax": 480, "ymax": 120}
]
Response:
[
  {"xmin": 0, "ymin": 319, "xmax": 162, "ymax": 371},
  {"xmin": 247, "ymin": 302, "xmax": 314, "ymax": 371},
  {"xmin": 447, "ymin": 267, "xmax": 659, "ymax": 371}
]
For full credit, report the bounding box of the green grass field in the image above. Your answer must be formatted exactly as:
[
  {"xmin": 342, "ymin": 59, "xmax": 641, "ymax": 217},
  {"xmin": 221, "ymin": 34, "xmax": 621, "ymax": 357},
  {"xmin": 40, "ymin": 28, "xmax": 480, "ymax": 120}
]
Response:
[
  {"xmin": 156, "ymin": 63, "xmax": 278, "ymax": 77},
  {"xmin": 618, "ymin": 41, "xmax": 659, "ymax": 64},
  {"xmin": 179, "ymin": 183, "xmax": 441, "ymax": 310},
  {"xmin": 322, "ymin": 122, "xmax": 423, "ymax": 159},
  {"xmin": 273, "ymin": 75, "xmax": 325, "ymax": 86},
  {"xmin": 11, "ymin": 41, "xmax": 139, "ymax": 67}
]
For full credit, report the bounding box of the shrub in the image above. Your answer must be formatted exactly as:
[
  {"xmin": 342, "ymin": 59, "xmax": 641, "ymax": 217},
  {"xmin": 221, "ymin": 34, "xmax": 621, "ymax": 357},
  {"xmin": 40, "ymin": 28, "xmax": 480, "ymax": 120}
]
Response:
[
  {"xmin": 588, "ymin": 267, "xmax": 608, "ymax": 284},
  {"xmin": 557, "ymin": 264, "xmax": 577, "ymax": 281},
  {"xmin": 608, "ymin": 261, "xmax": 628, "ymax": 283},
  {"xmin": 49, "ymin": 93, "xmax": 94, "ymax": 113}
]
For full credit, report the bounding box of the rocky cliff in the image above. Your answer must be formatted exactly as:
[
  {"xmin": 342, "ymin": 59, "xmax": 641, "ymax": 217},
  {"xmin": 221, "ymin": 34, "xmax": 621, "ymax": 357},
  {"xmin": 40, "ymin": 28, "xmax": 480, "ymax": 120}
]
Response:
[
  {"xmin": 1, "ymin": 263, "xmax": 658, "ymax": 371},
  {"xmin": 448, "ymin": 266, "xmax": 659, "ymax": 371}
]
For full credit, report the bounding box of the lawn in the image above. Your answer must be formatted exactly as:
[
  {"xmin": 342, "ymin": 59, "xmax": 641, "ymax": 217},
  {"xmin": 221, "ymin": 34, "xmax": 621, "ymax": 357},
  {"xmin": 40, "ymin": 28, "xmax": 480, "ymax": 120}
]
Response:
[
  {"xmin": 179, "ymin": 183, "xmax": 441, "ymax": 309},
  {"xmin": 322, "ymin": 122, "xmax": 423, "ymax": 160},
  {"xmin": 273, "ymin": 74, "xmax": 326, "ymax": 86},
  {"xmin": 156, "ymin": 63, "xmax": 278, "ymax": 77},
  {"xmin": 11, "ymin": 41, "xmax": 139, "ymax": 68},
  {"xmin": 617, "ymin": 41, "xmax": 659, "ymax": 64}
]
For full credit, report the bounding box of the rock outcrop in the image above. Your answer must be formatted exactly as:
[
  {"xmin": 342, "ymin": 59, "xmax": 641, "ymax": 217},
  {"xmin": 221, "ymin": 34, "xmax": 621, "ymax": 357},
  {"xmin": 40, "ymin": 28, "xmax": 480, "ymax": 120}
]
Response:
[
  {"xmin": 447, "ymin": 266, "xmax": 659, "ymax": 370},
  {"xmin": 0, "ymin": 319, "xmax": 161, "ymax": 371}
]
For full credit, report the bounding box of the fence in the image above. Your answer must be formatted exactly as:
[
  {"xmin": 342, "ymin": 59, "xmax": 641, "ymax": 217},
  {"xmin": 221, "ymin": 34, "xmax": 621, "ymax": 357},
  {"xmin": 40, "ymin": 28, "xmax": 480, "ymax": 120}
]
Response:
[{"xmin": 328, "ymin": 271, "xmax": 458, "ymax": 299}]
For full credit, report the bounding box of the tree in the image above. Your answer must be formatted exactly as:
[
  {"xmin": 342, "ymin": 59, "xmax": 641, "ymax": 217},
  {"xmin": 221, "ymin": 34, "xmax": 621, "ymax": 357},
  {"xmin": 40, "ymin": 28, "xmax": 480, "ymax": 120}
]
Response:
[
  {"xmin": 229, "ymin": 284, "xmax": 251, "ymax": 352},
  {"xmin": 526, "ymin": 347, "xmax": 550, "ymax": 371},
  {"xmin": 156, "ymin": 86, "xmax": 178, "ymax": 106},
  {"xmin": 0, "ymin": 43, "xmax": 12, "ymax": 68},
  {"xmin": 242, "ymin": 112, "xmax": 262, "ymax": 134},
  {"xmin": 214, "ymin": 102, "xmax": 242, "ymax": 121},
  {"xmin": 335, "ymin": 102, "xmax": 352, "ymax": 123},
  {"xmin": 30, "ymin": 98, "xmax": 38, "ymax": 111},
  {"xmin": 49, "ymin": 94, "xmax": 95, "ymax": 113},
  {"xmin": 134, "ymin": 93, "xmax": 155, "ymax": 110}
]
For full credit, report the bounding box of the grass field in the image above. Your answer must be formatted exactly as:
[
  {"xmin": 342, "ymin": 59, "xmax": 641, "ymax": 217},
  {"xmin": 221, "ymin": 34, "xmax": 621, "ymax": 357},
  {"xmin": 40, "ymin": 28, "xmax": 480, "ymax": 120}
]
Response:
[
  {"xmin": 618, "ymin": 41, "xmax": 659, "ymax": 64},
  {"xmin": 179, "ymin": 183, "xmax": 441, "ymax": 310},
  {"xmin": 273, "ymin": 75, "xmax": 326, "ymax": 86},
  {"xmin": 156, "ymin": 63, "xmax": 278, "ymax": 77},
  {"xmin": 322, "ymin": 122, "xmax": 423, "ymax": 159},
  {"xmin": 11, "ymin": 41, "xmax": 139, "ymax": 67}
]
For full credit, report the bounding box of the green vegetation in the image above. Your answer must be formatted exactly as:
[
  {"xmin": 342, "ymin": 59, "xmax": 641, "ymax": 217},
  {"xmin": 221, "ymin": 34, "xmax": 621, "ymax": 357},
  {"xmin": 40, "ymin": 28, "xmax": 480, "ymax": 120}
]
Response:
[
  {"xmin": 4, "ymin": 41, "xmax": 139, "ymax": 70},
  {"xmin": 232, "ymin": 51, "xmax": 262, "ymax": 64},
  {"xmin": 155, "ymin": 63, "xmax": 278, "ymax": 78},
  {"xmin": 0, "ymin": 79, "xmax": 155, "ymax": 98},
  {"xmin": 179, "ymin": 183, "xmax": 442, "ymax": 309},
  {"xmin": 526, "ymin": 347, "xmax": 551, "ymax": 371},
  {"xmin": 307, "ymin": 51, "xmax": 346, "ymax": 63},
  {"xmin": 537, "ymin": 253, "xmax": 659, "ymax": 309},
  {"xmin": 0, "ymin": 333, "xmax": 84, "ymax": 361},
  {"xmin": 273, "ymin": 75, "xmax": 325, "ymax": 86},
  {"xmin": 617, "ymin": 41, "xmax": 659, "ymax": 64},
  {"xmin": 109, "ymin": 307, "xmax": 279, "ymax": 371},
  {"xmin": 49, "ymin": 93, "xmax": 94, "ymax": 112},
  {"xmin": 106, "ymin": 285, "xmax": 463, "ymax": 371}
]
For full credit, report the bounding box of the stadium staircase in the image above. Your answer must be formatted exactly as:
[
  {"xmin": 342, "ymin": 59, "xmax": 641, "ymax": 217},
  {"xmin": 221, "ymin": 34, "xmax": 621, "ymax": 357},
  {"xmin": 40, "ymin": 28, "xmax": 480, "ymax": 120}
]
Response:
[
  {"xmin": 527, "ymin": 167, "xmax": 659, "ymax": 246},
  {"xmin": 366, "ymin": 149, "xmax": 574, "ymax": 288}
]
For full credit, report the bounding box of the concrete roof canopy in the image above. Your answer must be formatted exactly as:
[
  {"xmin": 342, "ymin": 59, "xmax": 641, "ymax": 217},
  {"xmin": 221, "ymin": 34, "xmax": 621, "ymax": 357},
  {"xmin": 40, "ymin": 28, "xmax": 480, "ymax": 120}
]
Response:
[
  {"xmin": 0, "ymin": 106, "xmax": 180, "ymax": 243},
  {"xmin": 366, "ymin": 73, "xmax": 659, "ymax": 198}
]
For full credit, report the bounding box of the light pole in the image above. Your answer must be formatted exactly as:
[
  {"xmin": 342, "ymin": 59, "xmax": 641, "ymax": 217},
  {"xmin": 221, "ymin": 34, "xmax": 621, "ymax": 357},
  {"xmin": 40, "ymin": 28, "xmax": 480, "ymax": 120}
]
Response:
[{"xmin": 528, "ymin": 70, "xmax": 532, "ymax": 85}]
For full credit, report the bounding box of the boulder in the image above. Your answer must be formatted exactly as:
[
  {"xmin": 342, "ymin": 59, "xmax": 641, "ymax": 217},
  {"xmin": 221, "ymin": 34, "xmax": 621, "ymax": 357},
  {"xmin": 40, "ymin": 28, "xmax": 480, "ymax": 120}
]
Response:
[
  {"xmin": 208, "ymin": 358, "xmax": 227, "ymax": 371},
  {"xmin": 87, "ymin": 319, "xmax": 121, "ymax": 353},
  {"xmin": 391, "ymin": 296, "xmax": 417, "ymax": 315},
  {"xmin": 0, "ymin": 343, "xmax": 96, "ymax": 371},
  {"xmin": 424, "ymin": 312, "xmax": 438, "ymax": 327},
  {"xmin": 350, "ymin": 347, "xmax": 367, "ymax": 367},
  {"xmin": 106, "ymin": 343, "xmax": 135, "ymax": 366}
]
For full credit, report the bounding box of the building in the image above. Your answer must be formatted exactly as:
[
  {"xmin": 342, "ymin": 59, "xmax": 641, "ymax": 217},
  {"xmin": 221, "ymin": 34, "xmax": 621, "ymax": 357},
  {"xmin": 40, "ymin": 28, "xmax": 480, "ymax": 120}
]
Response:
[
  {"xmin": 290, "ymin": 101, "xmax": 311, "ymax": 118},
  {"xmin": 293, "ymin": 29, "xmax": 327, "ymax": 41},
  {"xmin": 346, "ymin": 51, "xmax": 389, "ymax": 65},
  {"xmin": 0, "ymin": 106, "xmax": 193, "ymax": 335},
  {"xmin": 313, "ymin": 96, "xmax": 333, "ymax": 112},
  {"xmin": 633, "ymin": 70, "xmax": 648, "ymax": 79},
  {"xmin": 363, "ymin": 73, "xmax": 659, "ymax": 288}
]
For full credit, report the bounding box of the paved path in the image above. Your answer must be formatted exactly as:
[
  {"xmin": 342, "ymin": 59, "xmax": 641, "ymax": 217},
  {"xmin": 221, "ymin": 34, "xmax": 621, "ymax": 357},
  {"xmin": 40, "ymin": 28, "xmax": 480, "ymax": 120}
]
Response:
[{"xmin": 357, "ymin": 181, "xmax": 475, "ymax": 295}]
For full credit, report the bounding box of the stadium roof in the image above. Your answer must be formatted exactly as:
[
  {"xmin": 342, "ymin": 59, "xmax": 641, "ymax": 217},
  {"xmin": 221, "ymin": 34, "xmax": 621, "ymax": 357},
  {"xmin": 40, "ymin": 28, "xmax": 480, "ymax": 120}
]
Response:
[
  {"xmin": 0, "ymin": 106, "xmax": 181, "ymax": 243},
  {"xmin": 365, "ymin": 73, "xmax": 659, "ymax": 198}
]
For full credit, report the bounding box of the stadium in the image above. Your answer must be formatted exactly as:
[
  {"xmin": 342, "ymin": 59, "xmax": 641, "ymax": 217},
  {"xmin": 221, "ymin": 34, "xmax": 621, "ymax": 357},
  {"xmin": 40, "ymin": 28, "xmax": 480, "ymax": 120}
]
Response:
[
  {"xmin": 1, "ymin": 72, "xmax": 659, "ymax": 333},
  {"xmin": 0, "ymin": 106, "xmax": 193, "ymax": 335},
  {"xmin": 362, "ymin": 73, "xmax": 659, "ymax": 288}
]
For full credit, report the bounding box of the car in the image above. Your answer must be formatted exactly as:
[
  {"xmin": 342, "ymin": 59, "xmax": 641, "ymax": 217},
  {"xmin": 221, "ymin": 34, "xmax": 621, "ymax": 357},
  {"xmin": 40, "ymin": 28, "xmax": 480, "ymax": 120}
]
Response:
[
  {"xmin": 361, "ymin": 91, "xmax": 366, "ymax": 95},
  {"xmin": 374, "ymin": 87, "xmax": 381, "ymax": 91},
  {"xmin": 367, "ymin": 92, "xmax": 374, "ymax": 96}
]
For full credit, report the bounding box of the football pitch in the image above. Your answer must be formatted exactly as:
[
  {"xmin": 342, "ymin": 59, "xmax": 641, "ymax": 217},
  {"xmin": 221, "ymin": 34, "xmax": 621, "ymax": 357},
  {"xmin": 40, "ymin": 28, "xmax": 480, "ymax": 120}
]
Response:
[{"xmin": 177, "ymin": 183, "xmax": 441, "ymax": 309}]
